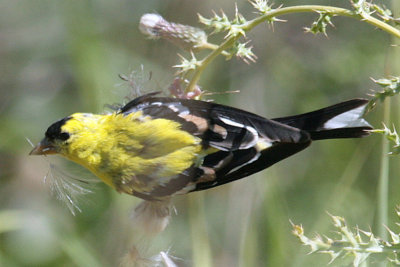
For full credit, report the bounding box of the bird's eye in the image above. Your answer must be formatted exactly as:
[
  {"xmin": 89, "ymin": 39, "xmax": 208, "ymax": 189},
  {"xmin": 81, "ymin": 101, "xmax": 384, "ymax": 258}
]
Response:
[{"xmin": 58, "ymin": 132, "xmax": 70, "ymax": 141}]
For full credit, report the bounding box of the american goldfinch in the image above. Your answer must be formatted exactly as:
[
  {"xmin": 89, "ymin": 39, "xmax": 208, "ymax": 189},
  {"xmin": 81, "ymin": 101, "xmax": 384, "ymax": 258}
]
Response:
[{"xmin": 30, "ymin": 92, "xmax": 372, "ymax": 201}]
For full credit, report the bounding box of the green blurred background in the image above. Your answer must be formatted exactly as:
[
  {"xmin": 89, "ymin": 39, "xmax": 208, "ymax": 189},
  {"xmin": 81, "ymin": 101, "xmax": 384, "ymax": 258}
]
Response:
[{"xmin": 1, "ymin": 0, "xmax": 399, "ymax": 266}]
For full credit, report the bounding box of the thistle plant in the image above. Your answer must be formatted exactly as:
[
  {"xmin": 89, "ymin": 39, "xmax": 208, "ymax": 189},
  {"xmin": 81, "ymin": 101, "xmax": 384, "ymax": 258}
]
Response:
[
  {"xmin": 292, "ymin": 211, "xmax": 400, "ymax": 266},
  {"xmin": 139, "ymin": 0, "xmax": 400, "ymax": 97},
  {"xmin": 136, "ymin": 0, "xmax": 400, "ymax": 266},
  {"xmin": 372, "ymin": 124, "xmax": 400, "ymax": 156},
  {"xmin": 139, "ymin": 13, "xmax": 208, "ymax": 52},
  {"xmin": 368, "ymin": 77, "xmax": 400, "ymax": 112}
]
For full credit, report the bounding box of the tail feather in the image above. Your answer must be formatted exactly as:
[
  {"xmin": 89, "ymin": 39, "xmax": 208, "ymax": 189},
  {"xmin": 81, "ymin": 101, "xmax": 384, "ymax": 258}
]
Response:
[
  {"xmin": 272, "ymin": 99, "xmax": 372, "ymax": 140},
  {"xmin": 307, "ymin": 127, "xmax": 371, "ymax": 140}
]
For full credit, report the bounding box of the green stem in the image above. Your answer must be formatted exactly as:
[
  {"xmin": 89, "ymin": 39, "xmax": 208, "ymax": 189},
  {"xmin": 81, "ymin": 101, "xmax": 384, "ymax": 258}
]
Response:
[
  {"xmin": 376, "ymin": 0, "xmax": 400, "ymax": 246},
  {"xmin": 188, "ymin": 194, "xmax": 212, "ymax": 267},
  {"xmin": 185, "ymin": 5, "xmax": 400, "ymax": 92},
  {"xmin": 377, "ymin": 99, "xmax": 390, "ymax": 241},
  {"xmin": 186, "ymin": 37, "xmax": 238, "ymax": 93},
  {"xmin": 244, "ymin": 5, "xmax": 400, "ymax": 38},
  {"xmin": 198, "ymin": 42, "xmax": 230, "ymax": 57}
]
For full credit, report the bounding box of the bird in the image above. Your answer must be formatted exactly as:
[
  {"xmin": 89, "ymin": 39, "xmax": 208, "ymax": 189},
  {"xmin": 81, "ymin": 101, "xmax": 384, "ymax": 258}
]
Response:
[{"xmin": 30, "ymin": 92, "xmax": 372, "ymax": 202}]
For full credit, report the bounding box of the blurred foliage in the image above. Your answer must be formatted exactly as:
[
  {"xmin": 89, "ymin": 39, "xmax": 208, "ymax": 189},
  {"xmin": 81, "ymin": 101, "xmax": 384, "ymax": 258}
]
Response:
[{"xmin": 0, "ymin": 0, "xmax": 399, "ymax": 266}]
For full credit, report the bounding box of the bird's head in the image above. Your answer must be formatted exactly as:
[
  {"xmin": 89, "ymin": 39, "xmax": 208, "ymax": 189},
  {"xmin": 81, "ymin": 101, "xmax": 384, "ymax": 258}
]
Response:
[
  {"xmin": 29, "ymin": 113, "xmax": 100, "ymax": 156},
  {"xmin": 30, "ymin": 116, "xmax": 72, "ymax": 156}
]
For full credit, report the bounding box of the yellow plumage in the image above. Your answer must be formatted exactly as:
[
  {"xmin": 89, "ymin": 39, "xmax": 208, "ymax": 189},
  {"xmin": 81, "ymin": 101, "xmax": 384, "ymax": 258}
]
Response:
[{"xmin": 57, "ymin": 112, "xmax": 201, "ymax": 194}]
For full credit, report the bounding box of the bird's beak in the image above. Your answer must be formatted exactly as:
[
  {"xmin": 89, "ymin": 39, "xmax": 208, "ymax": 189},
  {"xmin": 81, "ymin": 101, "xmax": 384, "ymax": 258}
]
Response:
[{"xmin": 29, "ymin": 138, "xmax": 58, "ymax": 155}]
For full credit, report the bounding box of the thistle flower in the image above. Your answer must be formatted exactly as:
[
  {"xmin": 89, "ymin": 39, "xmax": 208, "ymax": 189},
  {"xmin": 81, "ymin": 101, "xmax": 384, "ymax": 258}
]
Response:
[{"xmin": 139, "ymin": 13, "xmax": 207, "ymax": 51}]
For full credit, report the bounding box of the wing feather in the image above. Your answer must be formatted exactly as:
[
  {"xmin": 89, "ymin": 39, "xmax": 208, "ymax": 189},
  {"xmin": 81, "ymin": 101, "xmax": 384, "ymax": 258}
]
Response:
[{"xmin": 119, "ymin": 93, "xmax": 311, "ymax": 194}]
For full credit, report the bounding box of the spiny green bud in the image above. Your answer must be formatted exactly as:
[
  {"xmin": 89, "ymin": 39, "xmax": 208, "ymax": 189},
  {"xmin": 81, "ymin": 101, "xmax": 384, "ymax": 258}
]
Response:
[
  {"xmin": 304, "ymin": 12, "xmax": 335, "ymax": 36},
  {"xmin": 372, "ymin": 124, "xmax": 400, "ymax": 155},
  {"xmin": 366, "ymin": 76, "xmax": 400, "ymax": 112},
  {"xmin": 139, "ymin": 13, "xmax": 207, "ymax": 51}
]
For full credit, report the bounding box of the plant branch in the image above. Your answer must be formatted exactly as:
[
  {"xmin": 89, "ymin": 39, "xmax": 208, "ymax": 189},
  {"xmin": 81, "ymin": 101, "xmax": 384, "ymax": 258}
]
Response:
[
  {"xmin": 185, "ymin": 4, "xmax": 400, "ymax": 93},
  {"xmin": 186, "ymin": 37, "xmax": 238, "ymax": 93},
  {"xmin": 244, "ymin": 5, "xmax": 400, "ymax": 38}
]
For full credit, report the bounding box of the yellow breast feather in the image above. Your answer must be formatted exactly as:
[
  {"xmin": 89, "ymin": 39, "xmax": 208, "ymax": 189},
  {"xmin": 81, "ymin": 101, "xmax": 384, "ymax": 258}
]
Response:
[{"xmin": 59, "ymin": 111, "xmax": 202, "ymax": 192}]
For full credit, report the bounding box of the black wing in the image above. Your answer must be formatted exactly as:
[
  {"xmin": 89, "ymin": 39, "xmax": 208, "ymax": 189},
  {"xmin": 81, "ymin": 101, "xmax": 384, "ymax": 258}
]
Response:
[{"xmin": 119, "ymin": 93, "xmax": 311, "ymax": 194}]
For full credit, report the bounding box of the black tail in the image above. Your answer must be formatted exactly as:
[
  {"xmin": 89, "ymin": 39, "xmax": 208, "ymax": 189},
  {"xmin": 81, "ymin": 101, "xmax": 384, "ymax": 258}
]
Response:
[{"xmin": 272, "ymin": 99, "xmax": 372, "ymax": 140}]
